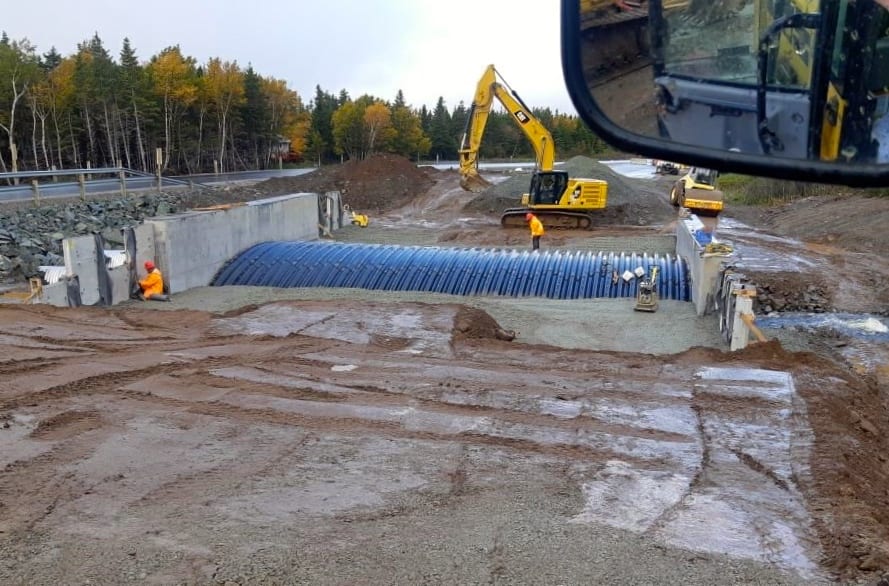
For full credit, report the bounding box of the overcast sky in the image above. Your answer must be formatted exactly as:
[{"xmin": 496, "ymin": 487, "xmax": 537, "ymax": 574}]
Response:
[{"xmin": 5, "ymin": 1, "xmax": 578, "ymax": 114}]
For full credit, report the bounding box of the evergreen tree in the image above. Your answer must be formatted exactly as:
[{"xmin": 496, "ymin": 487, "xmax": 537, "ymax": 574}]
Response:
[
  {"xmin": 393, "ymin": 89, "xmax": 406, "ymax": 109},
  {"xmin": 239, "ymin": 65, "xmax": 269, "ymax": 168},
  {"xmin": 429, "ymin": 97, "xmax": 454, "ymax": 160},
  {"xmin": 41, "ymin": 47, "xmax": 62, "ymax": 71},
  {"xmin": 451, "ymin": 100, "xmax": 469, "ymax": 149},
  {"xmin": 310, "ymin": 85, "xmax": 338, "ymax": 163}
]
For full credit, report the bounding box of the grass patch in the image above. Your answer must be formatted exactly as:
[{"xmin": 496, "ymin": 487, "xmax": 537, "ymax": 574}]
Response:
[{"xmin": 718, "ymin": 173, "xmax": 836, "ymax": 206}]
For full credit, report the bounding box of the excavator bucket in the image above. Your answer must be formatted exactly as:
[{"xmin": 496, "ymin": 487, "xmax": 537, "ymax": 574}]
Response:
[{"xmin": 459, "ymin": 170, "xmax": 493, "ymax": 193}]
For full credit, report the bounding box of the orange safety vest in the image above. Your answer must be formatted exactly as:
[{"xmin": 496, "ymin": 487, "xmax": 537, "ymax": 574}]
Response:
[
  {"xmin": 529, "ymin": 216, "xmax": 545, "ymax": 237},
  {"xmin": 139, "ymin": 269, "xmax": 164, "ymax": 298}
]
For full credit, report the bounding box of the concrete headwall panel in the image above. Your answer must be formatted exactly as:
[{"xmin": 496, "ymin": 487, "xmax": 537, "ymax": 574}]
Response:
[
  {"xmin": 131, "ymin": 223, "xmax": 157, "ymax": 274},
  {"xmin": 108, "ymin": 266, "xmax": 131, "ymax": 304},
  {"xmin": 675, "ymin": 216, "xmax": 732, "ymax": 316},
  {"xmin": 147, "ymin": 193, "xmax": 319, "ymax": 293},
  {"xmin": 63, "ymin": 236, "xmax": 102, "ymax": 306},
  {"xmin": 40, "ymin": 281, "xmax": 70, "ymax": 306}
]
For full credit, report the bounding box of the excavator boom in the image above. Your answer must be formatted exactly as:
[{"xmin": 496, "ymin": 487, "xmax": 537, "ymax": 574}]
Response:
[{"xmin": 458, "ymin": 65, "xmax": 555, "ymax": 192}]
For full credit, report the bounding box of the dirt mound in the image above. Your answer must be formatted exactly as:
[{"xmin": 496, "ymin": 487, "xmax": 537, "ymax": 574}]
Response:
[
  {"xmin": 730, "ymin": 194, "xmax": 889, "ymax": 256},
  {"xmin": 453, "ymin": 306, "xmax": 515, "ymax": 342},
  {"xmin": 462, "ymin": 156, "xmax": 675, "ymax": 226},
  {"xmin": 252, "ymin": 154, "xmax": 436, "ymax": 214},
  {"xmin": 30, "ymin": 410, "xmax": 103, "ymax": 440}
]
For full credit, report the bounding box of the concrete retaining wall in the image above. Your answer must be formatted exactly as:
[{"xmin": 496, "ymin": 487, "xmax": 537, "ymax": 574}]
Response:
[
  {"xmin": 146, "ymin": 193, "xmax": 319, "ymax": 294},
  {"xmin": 39, "ymin": 192, "xmax": 321, "ymax": 306},
  {"xmin": 675, "ymin": 215, "xmax": 733, "ymax": 316}
]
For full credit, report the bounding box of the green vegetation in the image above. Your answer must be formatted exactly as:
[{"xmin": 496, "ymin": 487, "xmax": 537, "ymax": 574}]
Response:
[
  {"xmin": 719, "ymin": 173, "xmax": 836, "ymax": 205},
  {"xmin": 0, "ymin": 32, "xmax": 609, "ymax": 176}
]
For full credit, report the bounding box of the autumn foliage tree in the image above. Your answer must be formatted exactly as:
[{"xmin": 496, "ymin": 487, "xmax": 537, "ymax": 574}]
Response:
[{"xmin": 0, "ymin": 31, "xmax": 606, "ymax": 175}]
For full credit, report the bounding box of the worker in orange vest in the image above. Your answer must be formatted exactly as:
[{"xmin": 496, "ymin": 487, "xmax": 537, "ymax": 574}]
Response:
[
  {"xmin": 526, "ymin": 212, "xmax": 545, "ymax": 251},
  {"xmin": 139, "ymin": 260, "xmax": 167, "ymax": 301}
]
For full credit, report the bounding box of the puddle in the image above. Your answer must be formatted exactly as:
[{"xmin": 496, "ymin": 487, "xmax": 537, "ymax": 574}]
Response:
[
  {"xmin": 714, "ymin": 217, "xmax": 824, "ymax": 272},
  {"xmin": 600, "ymin": 160, "xmax": 657, "ymax": 180},
  {"xmin": 760, "ymin": 312, "xmax": 889, "ymax": 342},
  {"xmin": 331, "ymin": 364, "xmax": 358, "ymax": 372}
]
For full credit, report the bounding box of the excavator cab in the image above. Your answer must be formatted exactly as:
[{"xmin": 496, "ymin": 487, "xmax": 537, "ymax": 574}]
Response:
[{"xmin": 528, "ymin": 171, "xmax": 569, "ymax": 205}]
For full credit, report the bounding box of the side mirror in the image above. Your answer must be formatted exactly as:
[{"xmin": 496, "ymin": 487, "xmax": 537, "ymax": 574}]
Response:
[{"xmin": 561, "ymin": 0, "xmax": 889, "ymax": 186}]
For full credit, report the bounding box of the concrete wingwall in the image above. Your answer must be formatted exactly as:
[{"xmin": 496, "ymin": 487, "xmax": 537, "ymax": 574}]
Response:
[
  {"xmin": 145, "ymin": 193, "xmax": 319, "ymax": 293},
  {"xmin": 39, "ymin": 192, "xmax": 322, "ymax": 306},
  {"xmin": 675, "ymin": 215, "xmax": 733, "ymax": 316}
]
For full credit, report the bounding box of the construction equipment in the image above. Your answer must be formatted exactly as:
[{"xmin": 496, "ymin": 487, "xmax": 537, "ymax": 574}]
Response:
[
  {"xmin": 0, "ymin": 277, "xmax": 44, "ymax": 305},
  {"xmin": 580, "ymin": 0, "xmax": 727, "ymax": 80},
  {"xmin": 651, "ymin": 0, "xmax": 889, "ymax": 162},
  {"xmin": 669, "ymin": 167, "xmax": 724, "ymax": 216},
  {"xmin": 458, "ymin": 65, "xmax": 608, "ymax": 230},
  {"xmin": 653, "ymin": 160, "xmax": 680, "ymax": 175},
  {"xmin": 580, "ymin": 0, "xmax": 653, "ymax": 78},
  {"xmin": 343, "ymin": 204, "xmax": 369, "ymax": 228},
  {"xmin": 634, "ymin": 266, "xmax": 659, "ymax": 312}
]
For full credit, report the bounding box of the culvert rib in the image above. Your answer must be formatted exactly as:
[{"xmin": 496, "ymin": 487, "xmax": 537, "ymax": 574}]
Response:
[{"xmin": 212, "ymin": 241, "xmax": 690, "ymax": 301}]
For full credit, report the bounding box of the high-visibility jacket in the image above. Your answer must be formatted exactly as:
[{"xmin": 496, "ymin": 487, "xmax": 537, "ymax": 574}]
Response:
[
  {"xmin": 529, "ymin": 216, "xmax": 545, "ymax": 237},
  {"xmin": 139, "ymin": 268, "xmax": 164, "ymax": 298}
]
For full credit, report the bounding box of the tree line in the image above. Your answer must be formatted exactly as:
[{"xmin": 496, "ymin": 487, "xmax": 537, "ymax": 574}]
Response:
[{"xmin": 0, "ymin": 32, "xmax": 610, "ymax": 176}]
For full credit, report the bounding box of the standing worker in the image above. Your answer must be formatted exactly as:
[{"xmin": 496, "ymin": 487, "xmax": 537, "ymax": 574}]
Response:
[
  {"xmin": 526, "ymin": 212, "xmax": 545, "ymax": 251},
  {"xmin": 139, "ymin": 260, "xmax": 169, "ymax": 301}
]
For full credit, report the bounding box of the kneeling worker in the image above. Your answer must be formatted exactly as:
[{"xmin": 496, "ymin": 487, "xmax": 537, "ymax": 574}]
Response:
[{"xmin": 139, "ymin": 260, "xmax": 169, "ymax": 301}]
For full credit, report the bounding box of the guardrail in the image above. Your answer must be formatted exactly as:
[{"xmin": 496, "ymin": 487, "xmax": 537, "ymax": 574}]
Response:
[{"xmin": 0, "ymin": 167, "xmax": 192, "ymax": 205}]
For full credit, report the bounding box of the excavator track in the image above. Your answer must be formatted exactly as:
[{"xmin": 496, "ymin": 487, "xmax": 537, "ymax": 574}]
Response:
[{"xmin": 500, "ymin": 208, "xmax": 594, "ymax": 230}]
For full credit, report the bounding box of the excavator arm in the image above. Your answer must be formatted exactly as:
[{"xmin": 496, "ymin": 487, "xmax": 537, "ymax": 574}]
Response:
[{"xmin": 458, "ymin": 65, "xmax": 556, "ymax": 192}]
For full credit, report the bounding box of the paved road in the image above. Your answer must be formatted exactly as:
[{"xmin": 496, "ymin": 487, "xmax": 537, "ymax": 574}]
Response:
[
  {"xmin": 0, "ymin": 163, "xmax": 546, "ymax": 203},
  {"xmin": 0, "ymin": 168, "xmax": 316, "ymax": 203}
]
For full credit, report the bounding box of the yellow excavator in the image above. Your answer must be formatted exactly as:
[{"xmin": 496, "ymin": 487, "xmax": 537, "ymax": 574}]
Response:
[
  {"xmin": 669, "ymin": 167, "xmax": 724, "ymax": 216},
  {"xmin": 458, "ymin": 64, "xmax": 608, "ymax": 229}
]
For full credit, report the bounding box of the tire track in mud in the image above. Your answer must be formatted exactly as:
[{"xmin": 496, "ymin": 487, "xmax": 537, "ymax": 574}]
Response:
[
  {"xmin": 112, "ymin": 388, "xmax": 670, "ymax": 468},
  {"xmin": 195, "ymin": 367, "xmax": 694, "ymax": 444},
  {"xmin": 0, "ymin": 357, "xmax": 62, "ymax": 377},
  {"xmin": 0, "ymin": 422, "xmax": 114, "ymax": 535},
  {"xmin": 0, "ymin": 353, "xmax": 255, "ymax": 411},
  {"xmin": 130, "ymin": 432, "xmax": 317, "ymax": 510}
]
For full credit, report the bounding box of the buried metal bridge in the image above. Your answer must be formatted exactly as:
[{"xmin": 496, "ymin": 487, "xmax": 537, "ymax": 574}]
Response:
[{"xmin": 212, "ymin": 241, "xmax": 690, "ymax": 301}]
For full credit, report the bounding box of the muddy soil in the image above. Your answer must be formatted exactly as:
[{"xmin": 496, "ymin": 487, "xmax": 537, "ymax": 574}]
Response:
[
  {"xmin": 251, "ymin": 153, "xmax": 438, "ymax": 214},
  {"xmin": 2, "ymin": 159, "xmax": 889, "ymax": 583},
  {"xmin": 0, "ymin": 302, "xmax": 850, "ymax": 585}
]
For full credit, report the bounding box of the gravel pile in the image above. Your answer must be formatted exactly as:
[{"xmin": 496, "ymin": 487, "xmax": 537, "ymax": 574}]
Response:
[
  {"xmin": 754, "ymin": 279, "xmax": 833, "ymax": 314},
  {"xmin": 462, "ymin": 156, "xmax": 675, "ymax": 226}
]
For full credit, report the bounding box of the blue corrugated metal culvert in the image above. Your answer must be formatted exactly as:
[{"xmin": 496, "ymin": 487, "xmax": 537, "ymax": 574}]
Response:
[{"xmin": 212, "ymin": 241, "xmax": 690, "ymax": 301}]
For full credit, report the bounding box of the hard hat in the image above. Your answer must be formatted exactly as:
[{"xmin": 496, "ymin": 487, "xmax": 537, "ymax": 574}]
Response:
[
  {"xmin": 525, "ymin": 212, "xmax": 534, "ymax": 220},
  {"xmin": 144, "ymin": 260, "xmax": 155, "ymax": 271}
]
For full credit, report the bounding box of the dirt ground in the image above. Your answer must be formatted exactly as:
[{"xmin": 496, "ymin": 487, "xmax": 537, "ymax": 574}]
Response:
[{"xmin": 2, "ymin": 157, "xmax": 889, "ymax": 584}]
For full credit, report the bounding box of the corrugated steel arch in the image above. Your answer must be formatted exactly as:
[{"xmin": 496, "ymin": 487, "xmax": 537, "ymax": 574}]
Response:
[{"xmin": 212, "ymin": 241, "xmax": 690, "ymax": 301}]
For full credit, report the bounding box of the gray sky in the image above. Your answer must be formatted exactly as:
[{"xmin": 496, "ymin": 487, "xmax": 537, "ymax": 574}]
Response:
[{"xmin": 6, "ymin": 0, "xmax": 577, "ymax": 114}]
